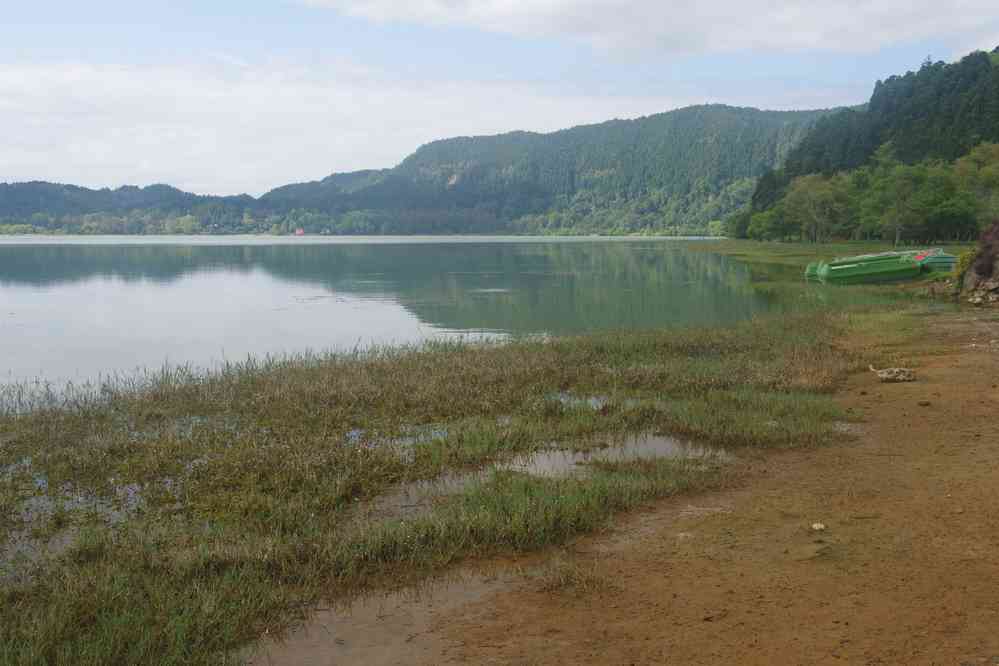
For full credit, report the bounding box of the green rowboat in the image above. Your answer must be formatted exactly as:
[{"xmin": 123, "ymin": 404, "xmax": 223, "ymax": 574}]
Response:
[
  {"xmin": 816, "ymin": 255, "xmax": 921, "ymax": 284},
  {"xmin": 805, "ymin": 248, "xmax": 956, "ymax": 284}
]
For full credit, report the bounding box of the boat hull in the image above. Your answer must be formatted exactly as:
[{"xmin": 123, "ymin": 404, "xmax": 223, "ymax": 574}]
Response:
[
  {"xmin": 817, "ymin": 258, "xmax": 922, "ymax": 284},
  {"xmin": 805, "ymin": 248, "xmax": 957, "ymax": 284}
]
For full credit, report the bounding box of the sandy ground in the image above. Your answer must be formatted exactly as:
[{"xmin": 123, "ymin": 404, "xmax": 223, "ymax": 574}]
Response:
[{"xmin": 254, "ymin": 310, "xmax": 999, "ymax": 666}]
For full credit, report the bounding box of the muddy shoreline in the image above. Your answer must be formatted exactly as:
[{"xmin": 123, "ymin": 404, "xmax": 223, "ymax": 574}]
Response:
[{"xmin": 252, "ymin": 309, "xmax": 999, "ymax": 665}]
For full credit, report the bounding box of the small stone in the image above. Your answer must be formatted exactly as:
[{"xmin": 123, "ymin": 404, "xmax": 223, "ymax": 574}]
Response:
[
  {"xmin": 870, "ymin": 365, "xmax": 915, "ymax": 383},
  {"xmin": 811, "ymin": 522, "xmax": 827, "ymax": 532},
  {"xmin": 918, "ymin": 400, "xmax": 931, "ymax": 407}
]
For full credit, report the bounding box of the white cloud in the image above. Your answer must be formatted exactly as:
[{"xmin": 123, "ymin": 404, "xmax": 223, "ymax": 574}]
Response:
[
  {"xmin": 0, "ymin": 59, "xmax": 706, "ymax": 195},
  {"xmin": 307, "ymin": 0, "xmax": 999, "ymax": 53}
]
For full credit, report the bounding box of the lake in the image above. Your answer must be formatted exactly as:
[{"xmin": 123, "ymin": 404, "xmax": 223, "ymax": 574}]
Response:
[{"xmin": 0, "ymin": 236, "xmax": 774, "ymax": 385}]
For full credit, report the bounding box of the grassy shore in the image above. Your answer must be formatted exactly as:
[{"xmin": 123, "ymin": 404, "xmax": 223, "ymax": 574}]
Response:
[{"xmin": 0, "ymin": 240, "xmax": 932, "ymax": 664}]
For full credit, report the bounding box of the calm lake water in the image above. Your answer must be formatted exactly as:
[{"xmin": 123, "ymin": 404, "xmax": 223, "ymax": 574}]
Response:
[{"xmin": 0, "ymin": 236, "xmax": 774, "ymax": 385}]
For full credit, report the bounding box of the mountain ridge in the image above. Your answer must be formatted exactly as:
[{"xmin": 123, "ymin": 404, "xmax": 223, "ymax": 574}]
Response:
[{"xmin": 1, "ymin": 103, "xmax": 836, "ymax": 235}]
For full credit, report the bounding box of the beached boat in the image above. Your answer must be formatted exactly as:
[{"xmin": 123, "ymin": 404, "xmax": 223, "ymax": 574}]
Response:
[
  {"xmin": 805, "ymin": 248, "xmax": 956, "ymax": 284},
  {"xmin": 817, "ymin": 254, "xmax": 921, "ymax": 284}
]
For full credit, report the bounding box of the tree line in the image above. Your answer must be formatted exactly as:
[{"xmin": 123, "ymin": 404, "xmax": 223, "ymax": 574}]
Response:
[{"xmin": 728, "ymin": 142, "xmax": 999, "ymax": 243}]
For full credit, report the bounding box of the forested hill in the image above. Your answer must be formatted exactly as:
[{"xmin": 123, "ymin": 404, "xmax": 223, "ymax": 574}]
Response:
[
  {"xmin": 0, "ymin": 182, "xmax": 248, "ymax": 218},
  {"xmin": 734, "ymin": 47, "xmax": 999, "ymax": 244},
  {"xmin": 0, "ymin": 105, "xmax": 831, "ymax": 236},
  {"xmin": 750, "ymin": 47, "xmax": 999, "ymax": 214}
]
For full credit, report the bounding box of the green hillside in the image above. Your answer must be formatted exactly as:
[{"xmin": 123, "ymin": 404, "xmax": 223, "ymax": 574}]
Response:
[
  {"xmin": 736, "ymin": 47, "xmax": 999, "ymax": 243},
  {"xmin": 0, "ymin": 105, "xmax": 830, "ymax": 236},
  {"xmin": 254, "ymin": 105, "xmax": 829, "ymax": 235},
  {"xmin": 784, "ymin": 49, "xmax": 999, "ymax": 176}
]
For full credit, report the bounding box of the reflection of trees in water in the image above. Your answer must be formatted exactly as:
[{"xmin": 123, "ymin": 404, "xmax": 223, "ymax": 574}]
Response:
[{"xmin": 0, "ymin": 243, "xmax": 776, "ymax": 333}]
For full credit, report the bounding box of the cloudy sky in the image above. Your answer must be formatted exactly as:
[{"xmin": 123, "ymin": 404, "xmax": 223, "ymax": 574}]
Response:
[{"xmin": 2, "ymin": 1, "xmax": 998, "ymax": 195}]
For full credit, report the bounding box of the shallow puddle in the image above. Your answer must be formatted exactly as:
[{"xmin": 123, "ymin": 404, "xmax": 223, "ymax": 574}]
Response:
[
  {"xmin": 550, "ymin": 391, "xmax": 609, "ymax": 411},
  {"xmin": 349, "ymin": 432, "xmax": 724, "ymax": 528},
  {"xmin": 0, "ymin": 460, "xmax": 150, "ymax": 582},
  {"xmin": 352, "ymin": 469, "xmax": 489, "ymax": 524},
  {"xmin": 346, "ymin": 424, "xmax": 449, "ymax": 450},
  {"xmin": 0, "ymin": 528, "xmax": 79, "ymax": 585},
  {"xmin": 246, "ymin": 568, "xmax": 519, "ymax": 666},
  {"xmin": 502, "ymin": 433, "xmax": 722, "ymax": 477}
]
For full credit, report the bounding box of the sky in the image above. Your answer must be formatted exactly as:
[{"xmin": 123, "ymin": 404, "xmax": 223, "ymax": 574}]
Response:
[{"xmin": 2, "ymin": 1, "xmax": 998, "ymax": 196}]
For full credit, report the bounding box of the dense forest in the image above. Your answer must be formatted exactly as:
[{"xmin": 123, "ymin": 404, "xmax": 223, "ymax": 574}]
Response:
[
  {"xmin": 0, "ymin": 105, "xmax": 829, "ymax": 236},
  {"xmin": 732, "ymin": 47, "xmax": 999, "ymax": 243}
]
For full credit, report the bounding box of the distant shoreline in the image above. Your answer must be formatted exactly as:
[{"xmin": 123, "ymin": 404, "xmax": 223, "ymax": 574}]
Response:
[{"xmin": 0, "ymin": 234, "xmax": 724, "ymax": 245}]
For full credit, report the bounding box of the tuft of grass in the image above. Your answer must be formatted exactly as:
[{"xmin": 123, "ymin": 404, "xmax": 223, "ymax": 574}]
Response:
[{"xmin": 534, "ymin": 555, "xmax": 615, "ymax": 596}]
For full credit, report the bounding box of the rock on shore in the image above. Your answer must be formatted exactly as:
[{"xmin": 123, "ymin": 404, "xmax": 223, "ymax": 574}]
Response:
[{"xmin": 963, "ymin": 221, "xmax": 999, "ymax": 306}]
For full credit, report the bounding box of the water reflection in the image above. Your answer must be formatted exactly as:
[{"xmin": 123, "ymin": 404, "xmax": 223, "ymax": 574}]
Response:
[{"xmin": 0, "ymin": 238, "xmax": 775, "ymax": 383}]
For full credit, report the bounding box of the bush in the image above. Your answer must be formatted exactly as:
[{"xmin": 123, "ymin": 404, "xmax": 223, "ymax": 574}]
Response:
[{"xmin": 954, "ymin": 248, "xmax": 978, "ymax": 279}]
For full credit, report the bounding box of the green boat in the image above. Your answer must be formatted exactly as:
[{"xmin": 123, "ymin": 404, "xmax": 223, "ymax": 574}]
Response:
[
  {"xmin": 805, "ymin": 248, "xmax": 956, "ymax": 284},
  {"xmin": 816, "ymin": 254, "xmax": 922, "ymax": 284},
  {"xmin": 827, "ymin": 249, "xmax": 925, "ymax": 267}
]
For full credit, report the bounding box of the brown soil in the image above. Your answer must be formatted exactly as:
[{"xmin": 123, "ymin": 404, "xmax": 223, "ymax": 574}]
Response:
[{"xmin": 253, "ymin": 310, "xmax": 999, "ymax": 666}]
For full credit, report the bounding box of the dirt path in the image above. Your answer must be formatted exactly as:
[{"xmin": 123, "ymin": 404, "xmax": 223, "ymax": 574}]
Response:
[{"xmin": 254, "ymin": 311, "xmax": 999, "ymax": 666}]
